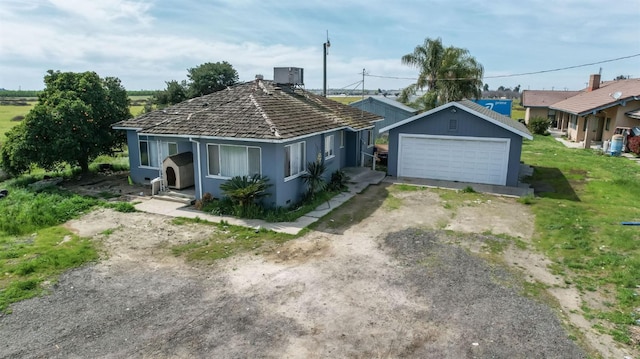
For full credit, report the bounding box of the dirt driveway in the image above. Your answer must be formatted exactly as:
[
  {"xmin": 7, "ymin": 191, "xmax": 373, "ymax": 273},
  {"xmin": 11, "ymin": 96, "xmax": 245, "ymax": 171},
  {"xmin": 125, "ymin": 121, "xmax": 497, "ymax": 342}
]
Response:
[{"xmin": 0, "ymin": 184, "xmax": 609, "ymax": 358}]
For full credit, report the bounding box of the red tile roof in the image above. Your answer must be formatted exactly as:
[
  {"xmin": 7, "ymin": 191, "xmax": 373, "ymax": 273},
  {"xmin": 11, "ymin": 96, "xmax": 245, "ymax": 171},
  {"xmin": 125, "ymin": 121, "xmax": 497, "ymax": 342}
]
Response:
[
  {"xmin": 114, "ymin": 80, "xmax": 382, "ymax": 140},
  {"xmin": 521, "ymin": 90, "xmax": 582, "ymax": 108},
  {"xmin": 550, "ymin": 79, "xmax": 640, "ymax": 115}
]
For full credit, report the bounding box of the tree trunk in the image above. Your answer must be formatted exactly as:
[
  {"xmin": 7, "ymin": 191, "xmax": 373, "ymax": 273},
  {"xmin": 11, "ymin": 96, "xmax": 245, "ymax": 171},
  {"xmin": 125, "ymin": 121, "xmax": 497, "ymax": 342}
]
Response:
[{"xmin": 79, "ymin": 157, "xmax": 90, "ymax": 173}]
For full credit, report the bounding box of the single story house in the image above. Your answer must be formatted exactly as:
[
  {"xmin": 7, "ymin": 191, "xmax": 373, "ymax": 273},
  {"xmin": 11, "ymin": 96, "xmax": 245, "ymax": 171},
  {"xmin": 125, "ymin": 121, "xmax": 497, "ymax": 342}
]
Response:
[
  {"xmin": 113, "ymin": 69, "xmax": 382, "ymax": 207},
  {"xmin": 521, "ymin": 89, "xmax": 581, "ymax": 124},
  {"xmin": 380, "ymin": 100, "xmax": 532, "ymax": 187},
  {"xmin": 550, "ymin": 75, "xmax": 640, "ymax": 148},
  {"xmin": 349, "ymin": 96, "xmax": 417, "ymax": 136}
]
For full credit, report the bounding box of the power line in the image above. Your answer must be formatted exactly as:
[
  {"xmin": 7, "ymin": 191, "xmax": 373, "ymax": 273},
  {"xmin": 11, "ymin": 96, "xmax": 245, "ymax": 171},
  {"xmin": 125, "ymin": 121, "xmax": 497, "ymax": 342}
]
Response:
[{"xmin": 365, "ymin": 53, "xmax": 640, "ymax": 82}]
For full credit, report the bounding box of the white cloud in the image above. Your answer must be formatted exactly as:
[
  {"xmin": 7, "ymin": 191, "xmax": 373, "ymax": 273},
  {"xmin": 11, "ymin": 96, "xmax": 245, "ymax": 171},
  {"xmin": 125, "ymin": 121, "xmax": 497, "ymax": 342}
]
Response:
[{"xmin": 0, "ymin": 0, "xmax": 638, "ymax": 91}]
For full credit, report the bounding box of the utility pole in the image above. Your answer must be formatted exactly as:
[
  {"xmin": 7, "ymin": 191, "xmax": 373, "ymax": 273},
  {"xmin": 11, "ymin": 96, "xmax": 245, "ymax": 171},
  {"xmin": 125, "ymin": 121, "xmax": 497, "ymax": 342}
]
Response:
[
  {"xmin": 323, "ymin": 31, "xmax": 330, "ymax": 97},
  {"xmin": 362, "ymin": 68, "xmax": 365, "ymax": 100}
]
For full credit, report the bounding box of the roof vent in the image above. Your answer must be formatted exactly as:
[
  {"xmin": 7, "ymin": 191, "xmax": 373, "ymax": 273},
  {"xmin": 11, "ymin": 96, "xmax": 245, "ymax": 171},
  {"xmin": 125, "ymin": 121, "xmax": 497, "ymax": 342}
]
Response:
[{"xmin": 274, "ymin": 67, "xmax": 304, "ymax": 86}]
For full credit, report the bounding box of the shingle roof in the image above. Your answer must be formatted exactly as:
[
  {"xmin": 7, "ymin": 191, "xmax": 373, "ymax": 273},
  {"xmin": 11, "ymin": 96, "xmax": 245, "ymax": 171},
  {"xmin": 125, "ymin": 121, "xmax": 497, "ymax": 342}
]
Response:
[
  {"xmin": 379, "ymin": 99, "xmax": 532, "ymax": 140},
  {"xmin": 550, "ymin": 79, "xmax": 640, "ymax": 115},
  {"xmin": 114, "ymin": 80, "xmax": 382, "ymax": 140},
  {"xmin": 350, "ymin": 96, "xmax": 418, "ymax": 114},
  {"xmin": 521, "ymin": 90, "xmax": 582, "ymax": 108},
  {"xmin": 457, "ymin": 100, "xmax": 532, "ymax": 139}
]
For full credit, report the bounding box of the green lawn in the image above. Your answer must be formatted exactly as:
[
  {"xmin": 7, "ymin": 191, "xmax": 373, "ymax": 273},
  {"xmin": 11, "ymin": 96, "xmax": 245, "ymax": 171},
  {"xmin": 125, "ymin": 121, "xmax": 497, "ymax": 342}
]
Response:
[{"xmin": 522, "ymin": 135, "xmax": 640, "ymax": 345}]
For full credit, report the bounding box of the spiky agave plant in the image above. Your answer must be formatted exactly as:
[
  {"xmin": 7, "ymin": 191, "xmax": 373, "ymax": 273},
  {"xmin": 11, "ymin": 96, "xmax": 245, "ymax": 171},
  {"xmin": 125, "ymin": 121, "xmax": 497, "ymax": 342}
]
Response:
[
  {"xmin": 219, "ymin": 174, "xmax": 271, "ymax": 211},
  {"xmin": 301, "ymin": 161, "xmax": 327, "ymax": 199}
]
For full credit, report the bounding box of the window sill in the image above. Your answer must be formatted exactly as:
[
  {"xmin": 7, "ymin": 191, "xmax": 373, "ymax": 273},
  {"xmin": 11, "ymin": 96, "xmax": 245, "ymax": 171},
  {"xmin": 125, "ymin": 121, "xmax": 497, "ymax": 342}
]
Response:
[
  {"xmin": 138, "ymin": 165, "xmax": 160, "ymax": 170},
  {"xmin": 284, "ymin": 172, "xmax": 306, "ymax": 183},
  {"xmin": 324, "ymin": 154, "xmax": 335, "ymax": 161},
  {"xmin": 206, "ymin": 174, "xmax": 232, "ymax": 180}
]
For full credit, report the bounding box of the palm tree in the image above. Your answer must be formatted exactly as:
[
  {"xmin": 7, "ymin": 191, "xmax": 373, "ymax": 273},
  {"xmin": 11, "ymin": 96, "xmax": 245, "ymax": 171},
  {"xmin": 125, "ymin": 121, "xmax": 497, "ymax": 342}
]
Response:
[{"xmin": 399, "ymin": 37, "xmax": 484, "ymax": 111}]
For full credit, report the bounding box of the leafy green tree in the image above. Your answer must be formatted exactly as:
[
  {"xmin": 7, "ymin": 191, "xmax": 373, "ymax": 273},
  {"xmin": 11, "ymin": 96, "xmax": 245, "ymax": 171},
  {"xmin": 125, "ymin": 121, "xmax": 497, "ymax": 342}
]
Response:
[
  {"xmin": 186, "ymin": 61, "xmax": 238, "ymax": 97},
  {"xmin": 149, "ymin": 80, "xmax": 188, "ymax": 110},
  {"xmin": 0, "ymin": 70, "xmax": 130, "ymax": 174},
  {"xmin": 399, "ymin": 37, "xmax": 483, "ymax": 110}
]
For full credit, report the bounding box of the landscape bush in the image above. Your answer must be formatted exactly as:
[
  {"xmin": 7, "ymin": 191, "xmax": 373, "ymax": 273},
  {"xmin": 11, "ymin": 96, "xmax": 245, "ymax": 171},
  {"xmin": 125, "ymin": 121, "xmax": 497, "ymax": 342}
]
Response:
[
  {"xmin": 0, "ymin": 186, "xmax": 98, "ymax": 236},
  {"xmin": 219, "ymin": 174, "xmax": 271, "ymax": 217},
  {"xmin": 527, "ymin": 116, "xmax": 551, "ymax": 135},
  {"xmin": 328, "ymin": 169, "xmax": 350, "ymax": 191}
]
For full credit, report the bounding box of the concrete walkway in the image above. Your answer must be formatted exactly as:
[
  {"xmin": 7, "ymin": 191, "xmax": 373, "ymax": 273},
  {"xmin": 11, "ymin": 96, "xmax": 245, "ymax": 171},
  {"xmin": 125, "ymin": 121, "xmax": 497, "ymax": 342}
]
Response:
[{"xmin": 134, "ymin": 169, "xmax": 387, "ymax": 235}]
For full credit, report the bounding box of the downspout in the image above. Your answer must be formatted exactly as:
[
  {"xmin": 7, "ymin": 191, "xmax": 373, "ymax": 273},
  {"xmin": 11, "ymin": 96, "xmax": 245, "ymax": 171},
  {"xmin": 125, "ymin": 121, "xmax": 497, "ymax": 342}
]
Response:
[
  {"xmin": 189, "ymin": 137, "xmax": 203, "ymax": 199},
  {"xmin": 320, "ymin": 133, "xmax": 325, "ymax": 166}
]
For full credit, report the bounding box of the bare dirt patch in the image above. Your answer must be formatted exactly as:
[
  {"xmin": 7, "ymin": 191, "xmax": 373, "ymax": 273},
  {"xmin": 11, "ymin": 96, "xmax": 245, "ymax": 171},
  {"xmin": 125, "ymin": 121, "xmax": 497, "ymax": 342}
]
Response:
[{"xmin": 1, "ymin": 183, "xmax": 629, "ymax": 358}]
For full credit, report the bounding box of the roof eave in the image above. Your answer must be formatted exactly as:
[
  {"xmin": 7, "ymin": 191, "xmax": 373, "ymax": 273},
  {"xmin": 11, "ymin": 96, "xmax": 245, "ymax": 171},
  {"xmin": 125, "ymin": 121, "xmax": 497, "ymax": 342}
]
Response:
[
  {"xmin": 380, "ymin": 102, "xmax": 533, "ymax": 140},
  {"xmin": 551, "ymin": 97, "xmax": 637, "ymax": 117}
]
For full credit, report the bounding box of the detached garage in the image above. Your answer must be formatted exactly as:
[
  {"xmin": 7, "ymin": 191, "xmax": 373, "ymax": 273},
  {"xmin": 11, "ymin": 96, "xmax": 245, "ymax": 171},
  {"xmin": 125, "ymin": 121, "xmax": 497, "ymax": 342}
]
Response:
[{"xmin": 381, "ymin": 100, "xmax": 533, "ymax": 187}]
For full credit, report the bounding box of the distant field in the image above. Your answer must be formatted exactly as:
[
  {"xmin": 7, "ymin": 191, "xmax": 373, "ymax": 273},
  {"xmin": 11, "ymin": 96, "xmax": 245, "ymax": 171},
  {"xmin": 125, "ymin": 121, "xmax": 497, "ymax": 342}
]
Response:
[
  {"xmin": 0, "ymin": 96, "xmax": 151, "ymax": 142},
  {"xmin": 328, "ymin": 96, "xmax": 364, "ymax": 105},
  {"xmin": 0, "ymin": 101, "xmax": 36, "ymax": 141}
]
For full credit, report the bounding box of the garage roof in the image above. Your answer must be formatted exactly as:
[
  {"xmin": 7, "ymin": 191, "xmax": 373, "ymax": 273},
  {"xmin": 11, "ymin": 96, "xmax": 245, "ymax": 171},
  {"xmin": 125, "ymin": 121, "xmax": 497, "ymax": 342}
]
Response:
[{"xmin": 379, "ymin": 100, "xmax": 533, "ymax": 140}]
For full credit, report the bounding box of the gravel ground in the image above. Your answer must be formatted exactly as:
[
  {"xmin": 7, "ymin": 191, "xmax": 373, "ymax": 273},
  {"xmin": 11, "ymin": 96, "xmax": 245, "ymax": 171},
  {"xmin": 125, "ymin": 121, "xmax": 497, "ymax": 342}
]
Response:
[
  {"xmin": 0, "ymin": 186, "xmax": 593, "ymax": 358},
  {"xmin": 383, "ymin": 229, "xmax": 586, "ymax": 358}
]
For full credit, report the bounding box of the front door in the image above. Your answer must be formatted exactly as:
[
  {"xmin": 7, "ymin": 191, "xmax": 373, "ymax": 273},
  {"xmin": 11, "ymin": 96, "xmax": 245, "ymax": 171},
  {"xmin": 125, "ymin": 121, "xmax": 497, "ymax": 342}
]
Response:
[{"xmin": 594, "ymin": 117, "xmax": 604, "ymax": 141}]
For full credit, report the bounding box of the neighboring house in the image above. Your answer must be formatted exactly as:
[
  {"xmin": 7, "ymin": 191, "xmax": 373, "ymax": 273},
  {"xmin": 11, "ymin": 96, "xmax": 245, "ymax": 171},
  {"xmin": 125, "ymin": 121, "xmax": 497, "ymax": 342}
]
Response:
[
  {"xmin": 550, "ymin": 75, "xmax": 640, "ymax": 148},
  {"xmin": 113, "ymin": 70, "xmax": 382, "ymax": 207},
  {"xmin": 349, "ymin": 96, "xmax": 417, "ymax": 136},
  {"xmin": 380, "ymin": 100, "xmax": 532, "ymax": 187},
  {"xmin": 521, "ymin": 90, "xmax": 581, "ymax": 124}
]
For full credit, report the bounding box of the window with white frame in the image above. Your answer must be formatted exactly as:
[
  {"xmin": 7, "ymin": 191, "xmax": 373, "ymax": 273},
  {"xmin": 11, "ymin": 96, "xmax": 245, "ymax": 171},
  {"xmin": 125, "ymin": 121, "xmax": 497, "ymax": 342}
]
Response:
[
  {"xmin": 139, "ymin": 138, "xmax": 179, "ymax": 168},
  {"xmin": 367, "ymin": 130, "xmax": 374, "ymax": 147},
  {"xmin": 324, "ymin": 135, "xmax": 334, "ymax": 159},
  {"xmin": 284, "ymin": 141, "xmax": 305, "ymax": 179},
  {"xmin": 340, "ymin": 130, "xmax": 345, "ymax": 148},
  {"xmin": 207, "ymin": 144, "xmax": 261, "ymax": 178},
  {"xmin": 139, "ymin": 140, "xmax": 156, "ymax": 167}
]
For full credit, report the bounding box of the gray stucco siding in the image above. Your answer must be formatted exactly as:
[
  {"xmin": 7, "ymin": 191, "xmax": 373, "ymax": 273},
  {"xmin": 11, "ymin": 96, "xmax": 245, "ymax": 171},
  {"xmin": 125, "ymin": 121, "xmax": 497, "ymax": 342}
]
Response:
[{"xmin": 387, "ymin": 108, "xmax": 524, "ymax": 186}]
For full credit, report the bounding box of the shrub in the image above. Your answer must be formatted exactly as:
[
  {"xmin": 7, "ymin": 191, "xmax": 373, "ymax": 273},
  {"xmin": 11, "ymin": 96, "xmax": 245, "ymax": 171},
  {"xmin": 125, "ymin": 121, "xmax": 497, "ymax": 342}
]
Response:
[
  {"xmin": 328, "ymin": 170, "xmax": 350, "ymax": 191},
  {"xmin": 219, "ymin": 174, "xmax": 271, "ymax": 216},
  {"xmin": 461, "ymin": 186, "xmax": 476, "ymax": 193},
  {"xmin": 628, "ymin": 136, "xmax": 640, "ymax": 155},
  {"xmin": 300, "ymin": 161, "xmax": 327, "ymax": 199},
  {"xmin": 528, "ymin": 116, "xmax": 551, "ymax": 135}
]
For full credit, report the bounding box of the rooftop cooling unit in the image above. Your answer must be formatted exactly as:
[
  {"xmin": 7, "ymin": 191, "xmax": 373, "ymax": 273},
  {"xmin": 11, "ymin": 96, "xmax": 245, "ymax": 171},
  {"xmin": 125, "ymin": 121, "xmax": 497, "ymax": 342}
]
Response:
[{"xmin": 274, "ymin": 67, "xmax": 304, "ymax": 86}]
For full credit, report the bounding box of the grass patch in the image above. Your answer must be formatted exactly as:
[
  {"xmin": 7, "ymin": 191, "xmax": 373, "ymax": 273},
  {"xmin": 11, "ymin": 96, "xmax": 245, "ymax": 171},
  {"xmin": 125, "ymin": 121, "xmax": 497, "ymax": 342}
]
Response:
[
  {"xmin": 0, "ymin": 185, "xmax": 98, "ymax": 236},
  {"xmin": 383, "ymin": 193, "xmax": 402, "ymax": 210},
  {"xmin": 103, "ymin": 201, "xmax": 136, "ymax": 213},
  {"xmin": 390, "ymin": 183, "xmax": 426, "ymax": 192},
  {"xmin": 0, "ymin": 226, "xmax": 98, "ymax": 312},
  {"xmin": 522, "ymin": 135, "xmax": 640, "ymax": 345},
  {"xmin": 171, "ymin": 219, "xmax": 294, "ymax": 261}
]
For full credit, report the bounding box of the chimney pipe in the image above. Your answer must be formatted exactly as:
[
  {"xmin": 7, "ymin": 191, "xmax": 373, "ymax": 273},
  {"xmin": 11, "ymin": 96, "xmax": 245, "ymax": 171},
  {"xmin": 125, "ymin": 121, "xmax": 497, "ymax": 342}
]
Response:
[{"xmin": 588, "ymin": 74, "xmax": 601, "ymax": 92}]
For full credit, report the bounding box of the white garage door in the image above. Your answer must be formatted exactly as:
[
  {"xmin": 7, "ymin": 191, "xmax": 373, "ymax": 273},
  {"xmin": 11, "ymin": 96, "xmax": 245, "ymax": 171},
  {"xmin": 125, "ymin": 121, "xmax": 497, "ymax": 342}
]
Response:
[{"xmin": 398, "ymin": 134, "xmax": 510, "ymax": 186}]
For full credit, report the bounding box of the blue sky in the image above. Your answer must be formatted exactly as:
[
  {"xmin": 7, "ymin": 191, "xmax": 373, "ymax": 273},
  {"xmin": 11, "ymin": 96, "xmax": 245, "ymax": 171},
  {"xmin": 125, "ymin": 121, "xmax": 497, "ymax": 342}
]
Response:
[{"xmin": 1, "ymin": 0, "xmax": 639, "ymax": 92}]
